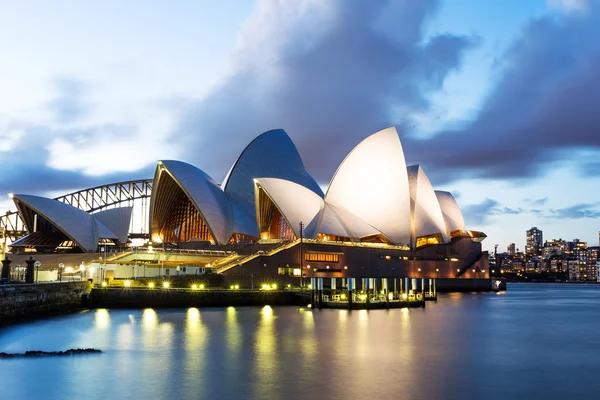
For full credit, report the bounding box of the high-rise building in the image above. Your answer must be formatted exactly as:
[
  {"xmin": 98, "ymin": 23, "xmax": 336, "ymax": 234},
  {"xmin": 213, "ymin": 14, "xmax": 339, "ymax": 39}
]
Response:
[
  {"xmin": 526, "ymin": 227, "xmax": 543, "ymax": 257},
  {"xmin": 507, "ymin": 243, "xmax": 516, "ymax": 256}
]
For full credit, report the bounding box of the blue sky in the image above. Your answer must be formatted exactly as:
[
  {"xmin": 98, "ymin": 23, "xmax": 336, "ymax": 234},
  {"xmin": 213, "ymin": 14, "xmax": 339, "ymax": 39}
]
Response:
[{"xmin": 1, "ymin": 0, "xmax": 599, "ymax": 252}]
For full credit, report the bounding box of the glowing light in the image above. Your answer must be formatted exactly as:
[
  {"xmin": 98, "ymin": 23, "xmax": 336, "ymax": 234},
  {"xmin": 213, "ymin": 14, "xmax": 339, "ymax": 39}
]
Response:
[
  {"xmin": 199, "ymin": 284, "xmax": 205, "ymax": 290},
  {"xmin": 124, "ymin": 280, "xmax": 131, "ymax": 287},
  {"xmin": 261, "ymin": 284, "xmax": 271, "ymax": 291},
  {"xmin": 65, "ymin": 266, "xmax": 73, "ymax": 273},
  {"xmin": 101, "ymin": 281, "xmax": 107, "ymax": 287},
  {"xmin": 388, "ymin": 293, "xmax": 393, "ymax": 301},
  {"xmin": 418, "ymin": 268, "xmax": 421, "ymax": 272},
  {"xmin": 293, "ymin": 268, "xmax": 301, "ymax": 276},
  {"xmin": 287, "ymin": 283, "xmax": 291, "ymax": 288},
  {"xmin": 344, "ymin": 266, "xmax": 348, "ymax": 270},
  {"xmin": 326, "ymin": 265, "xmax": 329, "ymax": 269},
  {"xmin": 88, "ymin": 267, "xmax": 95, "ymax": 276},
  {"xmin": 235, "ymin": 284, "xmax": 239, "ymax": 290},
  {"xmin": 472, "ymin": 269, "xmax": 475, "ymax": 272},
  {"xmin": 385, "ymin": 255, "xmax": 391, "ymax": 260},
  {"xmin": 163, "ymin": 282, "xmax": 170, "ymax": 289},
  {"xmin": 148, "ymin": 245, "xmax": 153, "ymax": 253},
  {"xmin": 148, "ymin": 282, "xmax": 155, "ymax": 289},
  {"xmin": 436, "ymin": 268, "xmax": 439, "ymax": 272},
  {"xmin": 402, "ymin": 293, "xmax": 408, "ymax": 300},
  {"xmin": 341, "ymin": 294, "xmax": 346, "ymax": 300},
  {"xmin": 191, "ymin": 284, "xmax": 198, "ymax": 290},
  {"xmin": 359, "ymin": 294, "xmax": 367, "ymax": 301},
  {"xmin": 450, "ymin": 258, "xmax": 459, "ymax": 262},
  {"xmin": 457, "ymin": 269, "xmax": 460, "ymax": 272}
]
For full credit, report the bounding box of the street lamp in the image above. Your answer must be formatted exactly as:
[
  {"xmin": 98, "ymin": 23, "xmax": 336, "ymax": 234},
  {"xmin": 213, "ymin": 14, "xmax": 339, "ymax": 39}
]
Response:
[
  {"xmin": 79, "ymin": 262, "xmax": 85, "ymax": 280},
  {"xmin": 34, "ymin": 261, "xmax": 41, "ymax": 283}
]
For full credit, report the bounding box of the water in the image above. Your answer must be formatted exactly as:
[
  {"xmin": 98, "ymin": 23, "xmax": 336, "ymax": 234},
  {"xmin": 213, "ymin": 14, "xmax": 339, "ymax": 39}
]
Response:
[{"xmin": 1, "ymin": 283, "xmax": 599, "ymax": 399}]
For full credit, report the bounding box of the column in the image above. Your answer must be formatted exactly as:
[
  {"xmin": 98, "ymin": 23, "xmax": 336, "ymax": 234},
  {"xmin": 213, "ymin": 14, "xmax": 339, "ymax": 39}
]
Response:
[
  {"xmin": 1, "ymin": 257, "xmax": 11, "ymax": 283},
  {"xmin": 348, "ymin": 278, "xmax": 354, "ymax": 309}
]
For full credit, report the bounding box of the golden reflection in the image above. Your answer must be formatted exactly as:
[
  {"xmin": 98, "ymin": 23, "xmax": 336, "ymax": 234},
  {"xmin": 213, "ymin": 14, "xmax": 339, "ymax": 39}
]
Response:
[
  {"xmin": 253, "ymin": 305, "xmax": 279, "ymax": 398},
  {"xmin": 187, "ymin": 307, "xmax": 200, "ymax": 327},
  {"xmin": 225, "ymin": 307, "xmax": 241, "ymax": 351},
  {"xmin": 95, "ymin": 309, "xmax": 110, "ymax": 330},
  {"xmin": 358, "ymin": 309, "xmax": 368, "ymax": 322},
  {"xmin": 142, "ymin": 308, "xmax": 158, "ymax": 330},
  {"xmin": 338, "ymin": 310, "xmax": 348, "ymax": 321},
  {"xmin": 261, "ymin": 305, "xmax": 274, "ymax": 321},
  {"xmin": 185, "ymin": 307, "xmax": 207, "ymax": 379}
]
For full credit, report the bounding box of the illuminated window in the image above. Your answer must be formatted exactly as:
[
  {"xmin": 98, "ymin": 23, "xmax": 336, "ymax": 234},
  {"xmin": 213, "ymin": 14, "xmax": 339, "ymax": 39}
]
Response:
[{"xmin": 304, "ymin": 253, "xmax": 340, "ymax": 263}]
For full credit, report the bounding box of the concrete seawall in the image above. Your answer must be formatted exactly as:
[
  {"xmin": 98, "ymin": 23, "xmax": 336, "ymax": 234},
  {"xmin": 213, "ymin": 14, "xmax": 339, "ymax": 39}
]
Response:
[
  {"xmin": 0, "ymin": 282, "xmax": 93, "ymax": 324},
  {"xmin": 91, "ymin": 288, "xmax": 309, "ymax": 308},
  {"xmin": 436, "ymin": 278, "xmax": 506, "ymax": 292}
]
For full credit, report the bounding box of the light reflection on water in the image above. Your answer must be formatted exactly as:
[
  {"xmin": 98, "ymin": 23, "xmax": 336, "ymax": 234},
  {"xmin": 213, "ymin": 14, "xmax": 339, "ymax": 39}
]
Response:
[{"xmin": 1, "ymin": 284, "xmax": 600, "ymax": 399}]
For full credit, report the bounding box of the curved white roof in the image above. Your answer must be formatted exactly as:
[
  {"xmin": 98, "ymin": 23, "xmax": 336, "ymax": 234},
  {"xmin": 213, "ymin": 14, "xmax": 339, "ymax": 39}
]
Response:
[
  {"xmin": 230, "ymin": 200, "xmax": 259, "ymax": 237},
  {"xmin": 223, "ymin": 129, "xmax": 323, "ymax": 217},
  {"xmin": 325, "ymin": 127, "xmax": 411, "ymax": 245},
  {"xmin": 151, "ymin": 160, "xmax": 234, "ymax": 245},
  {"xmin": 13, "ymin": 194, "xmax": 99, "ymax": 252},
  {"xmin": 93, "ymin": 206, "xmax": 133, "ymax": 243},
  {"xmin": 435, "ymin": 191, "xmax": 466, "ymax": 234},
  {"xmin": 407, "ymin": 165, "xmax": 449, "ymax": 247},
  {"xmin": 254, "ymin": 178, "xmax": 324, "ymax": 238},
  {"xmin": 307, "ymin": 202, "xmax": 380, "ymax": 240}
]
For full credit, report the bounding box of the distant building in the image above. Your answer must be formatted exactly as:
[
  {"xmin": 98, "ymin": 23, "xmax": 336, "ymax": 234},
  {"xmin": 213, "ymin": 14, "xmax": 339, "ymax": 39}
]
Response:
[
  {"xmin": 542, "ymin": 239, "xmax": 564, "ymax": 259},
  {"xmin": 526, "ymin": 227, "xmax": 543, "ymax": 257},
  {"xmin": 507, "ymin": 243, "xmax": 516, "ymax": 256},
  {"xmin": 568, "ymin": 259, "xmax": 580, "ymax": 281}
]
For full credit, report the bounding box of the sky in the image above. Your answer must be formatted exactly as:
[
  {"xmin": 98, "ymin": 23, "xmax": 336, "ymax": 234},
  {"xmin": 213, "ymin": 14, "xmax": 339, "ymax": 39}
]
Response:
[{"xmin": 1, "ymin": 0, "xmax": 599, "ymax": 252}]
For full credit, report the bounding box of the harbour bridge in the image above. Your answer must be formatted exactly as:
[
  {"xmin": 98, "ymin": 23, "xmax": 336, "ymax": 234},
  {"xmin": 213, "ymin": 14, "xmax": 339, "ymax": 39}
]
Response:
[{"xmin": 0, "ymin": 179, "xmax": 153, "ymax": 242}]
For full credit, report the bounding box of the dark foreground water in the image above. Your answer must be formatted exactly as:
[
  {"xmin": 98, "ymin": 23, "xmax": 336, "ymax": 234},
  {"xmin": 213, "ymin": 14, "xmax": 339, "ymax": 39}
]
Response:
[{"xmin": 2, "ymin": 283, "xmax": 600, "ymax": 399}]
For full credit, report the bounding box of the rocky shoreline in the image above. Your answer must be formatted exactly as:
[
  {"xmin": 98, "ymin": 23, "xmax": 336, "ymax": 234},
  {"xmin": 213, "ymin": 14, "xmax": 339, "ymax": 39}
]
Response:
[{"xmin": 0, "ymin": 348, "xmax": 102, "ymax": 358}]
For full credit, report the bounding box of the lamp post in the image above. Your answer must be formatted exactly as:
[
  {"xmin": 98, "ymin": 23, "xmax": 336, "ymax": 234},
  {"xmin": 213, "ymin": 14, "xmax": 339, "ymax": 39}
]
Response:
[
  {"xmin": 299, "ymin": 221, "xmax": 304, "ymax": 288},
  {"xmin": 34, "ymin": 261, "xmax": 41, "ymax": 283},
  {"xmin": 79, "ymin": 262, "xmax": 85, "ymax": 281}
]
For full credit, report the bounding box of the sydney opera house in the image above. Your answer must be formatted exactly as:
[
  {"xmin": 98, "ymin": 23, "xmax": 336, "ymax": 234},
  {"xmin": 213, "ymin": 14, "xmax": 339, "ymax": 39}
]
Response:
[{"xmin": 2, "ymin": 127, "xmax": 488, "ymax": 282}]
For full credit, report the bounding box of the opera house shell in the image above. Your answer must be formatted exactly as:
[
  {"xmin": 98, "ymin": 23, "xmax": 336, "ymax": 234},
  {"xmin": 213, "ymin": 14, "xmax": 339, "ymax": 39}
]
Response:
[
  {"xmin": 149, "ymin": 126, "xmax": 476, "ymax": 250},
  {"xmin": 9, "ymin": 194, "xmax": 132, "ymax": 253},
  {"xmin": 7, "ymin": 126, "xmax": 484, "ymax": 262}
]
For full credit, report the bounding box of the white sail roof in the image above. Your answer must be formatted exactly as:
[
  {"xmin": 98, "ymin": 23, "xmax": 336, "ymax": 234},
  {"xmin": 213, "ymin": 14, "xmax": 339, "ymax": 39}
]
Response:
[
  {"xmin": 224, "ymin": 129, "xmax": 324, "ymax": 217},
  {"xmin": 93, "ymin": 206, "xmax": 133, "ymax": 243},
  {"xmin": 254, "ymin": 178, "xmax": 324, "ymax": 238},
  {"xmin": 13, "ymin": 194, "xmax": 99, "ymax": 252},
  {"xmin": 151, "ymin": 160, "xmax": 234, "ymax": 245},
  {"xmin": 435, "ymin": 191, "xmax": 466, "ymax": 234},
  {"xmin": 325, "ymin": 127, "xmax": 411, "ymax": 246},
  {"xmin": 407, "ymin": 165, "xmax": 449, "ymax": 247}
]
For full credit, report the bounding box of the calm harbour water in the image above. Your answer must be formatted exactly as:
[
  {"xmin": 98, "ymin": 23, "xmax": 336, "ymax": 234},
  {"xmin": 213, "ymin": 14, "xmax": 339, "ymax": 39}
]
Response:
[{"xmin": 1, "ymin": 283, "xmax": 600, "ymax": 400}]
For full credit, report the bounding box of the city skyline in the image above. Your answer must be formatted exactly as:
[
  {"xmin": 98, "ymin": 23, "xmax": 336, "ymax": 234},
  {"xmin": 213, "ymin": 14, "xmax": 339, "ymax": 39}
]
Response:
[{"xmin": 1, "ymin": 0, "xmax": 600, "ymax": 251}]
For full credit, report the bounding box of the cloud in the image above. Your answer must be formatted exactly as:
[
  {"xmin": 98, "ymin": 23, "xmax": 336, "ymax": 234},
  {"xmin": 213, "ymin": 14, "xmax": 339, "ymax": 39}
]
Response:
[
  {"xmin": 462, "ymin": 199, "xmax": 499, "ymax": 225},
  {"xmin": 405, "ymin": 3, "xmax": 600, "ymax": 183},
  {"xmin": 525, "ymin": 197, "xmax": 549, "ymax": 206},
  {"xmin": 547, "ymin": 0, "xmax": 590, "ymax": 13},
  {"xmin": 548, "ymin": 203, "xmax": 600, "ymax": 219},
  {"xmin": 47, "ymin": 77, "xmax": 90, "ymax": 123},
  {"xmin": 174, "ymin": 0, "xmax": 476, "ymax": 183}
]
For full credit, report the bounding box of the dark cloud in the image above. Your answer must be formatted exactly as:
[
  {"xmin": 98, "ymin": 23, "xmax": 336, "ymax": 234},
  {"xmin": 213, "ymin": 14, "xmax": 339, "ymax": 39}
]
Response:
[
  {"xmin": 525, "ymin": 197, "xmax": 549, "ymax": 206},
  {"xmin": 406, "ymin": 4, "xmax": 600, "ymax": 183},
  {"xmin": 175, "ymin": 0, "xmax": 475, "ymax": 183},
  {"xmin": 501, "ymin": 207, "xmax": 524, "ymax": 215},
  {"xmin": 462, "ymin": 199, "xmax": 499, "ymax": 225},
  {"xmin": 548, "ymin": 203, "xmax": 600, "ymax": 219}
]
